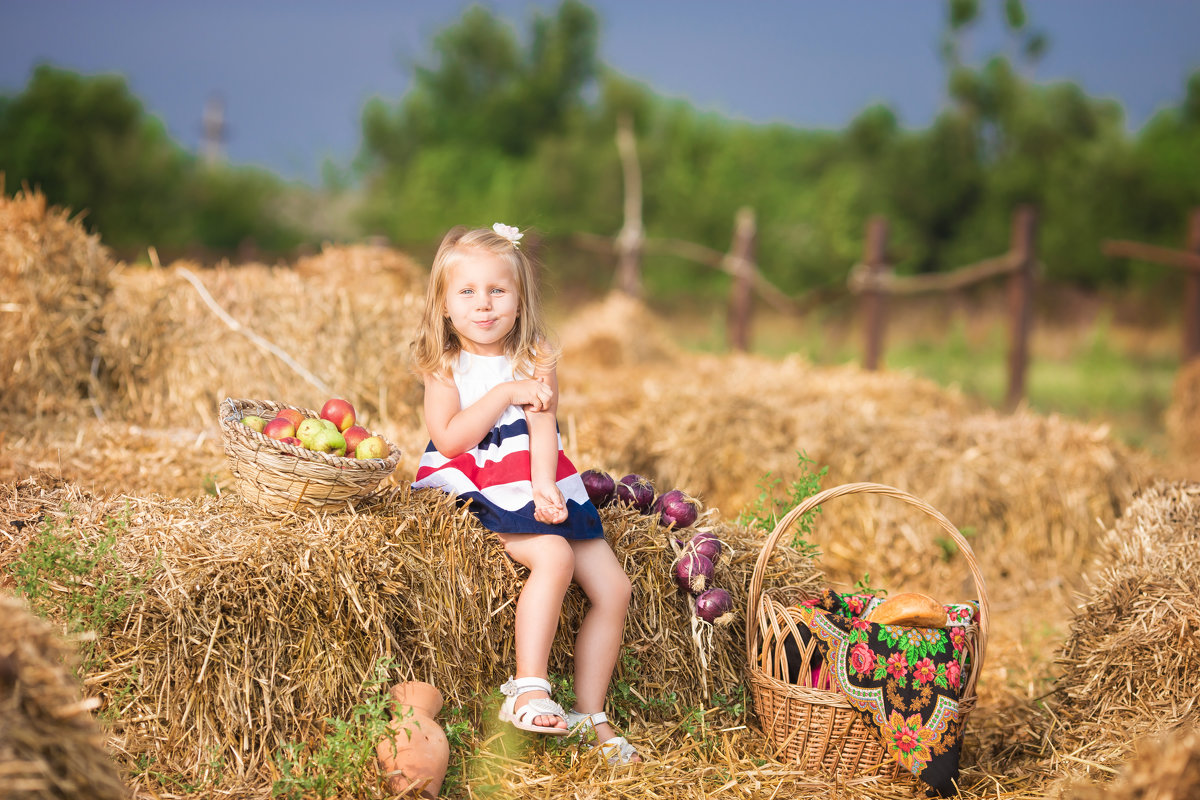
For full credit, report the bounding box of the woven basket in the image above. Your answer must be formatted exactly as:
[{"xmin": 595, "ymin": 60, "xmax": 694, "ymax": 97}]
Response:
[
  {"xmin": 745, "ymin": 482, "xmax": 990, "ymax": 785},
  {"xmin": 218, "ymin": 397, "xmax": 402, "ymax": 516}
]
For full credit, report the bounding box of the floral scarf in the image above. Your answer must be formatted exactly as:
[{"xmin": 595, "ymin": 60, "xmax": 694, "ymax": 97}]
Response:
[{"xmin": 790, "ymin": 589, "xmax": 978, "ymax": 797}]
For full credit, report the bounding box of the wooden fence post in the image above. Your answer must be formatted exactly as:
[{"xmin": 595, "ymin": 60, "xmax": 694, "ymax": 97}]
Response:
[
  {"xmin": 727, "ymin": 207, "xmax": 757, "ymax": 352},
  {"xmin": 862, "ymin": 216, "xmax": 889, "ymax": 371},
  {"xmin": 1184, "ymin": 208, "xmax": 1200, "ymax": 362},
  {"xmin": 614, "ymin": 113, "xmax": 644, "ymax": 297},
  {"xmin": 1005, "ymin": 205, "xmax": 1037, "ymax": 411}
]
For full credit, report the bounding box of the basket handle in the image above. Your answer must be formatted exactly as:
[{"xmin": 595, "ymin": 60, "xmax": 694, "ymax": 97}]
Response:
[{"xmin": 744, "ymin": 482, "xmax": 990, "ymax": 697}]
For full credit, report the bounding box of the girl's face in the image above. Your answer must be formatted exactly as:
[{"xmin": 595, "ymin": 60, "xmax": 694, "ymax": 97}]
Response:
[{"xmin": 442, "ymin": 248, "xmax": 521, "ymax": 356}]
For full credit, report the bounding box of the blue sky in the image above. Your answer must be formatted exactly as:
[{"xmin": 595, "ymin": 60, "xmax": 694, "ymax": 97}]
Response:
[{"xmin": 3, "ymin": 1, "xmax": 1198, "ymax": 184}]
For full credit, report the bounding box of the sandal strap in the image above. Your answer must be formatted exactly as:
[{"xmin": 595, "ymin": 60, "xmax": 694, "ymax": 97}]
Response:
[
  {"xmin": 596, "ymin": 735, "xmax": 638, "ymax": 765},
  {"xmin": 566, "ymin": 708, "xmax": 608, "ymax": 729},
  {"xmin": 514, "ymin": 695, "xmax": 567, "ymax": 724},
  {"xmin": 501, "ymin": 676, "xmax": 552, "ymax": 697}
]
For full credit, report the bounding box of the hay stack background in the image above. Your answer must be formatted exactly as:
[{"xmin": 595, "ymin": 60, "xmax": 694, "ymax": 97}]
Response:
[
  {"xmin": 1050, "ymin": 481, "xmax": 1200, "ymax": 789},
  {"xmin": 559, "ymin": 342, "xmax": 1149, "ymax": 602},
  {"xmin": 293, "ymin": 241, "xmax": 424, "ymax": 297},
  {"xmin": 0, "ymin": 187, "xmax": 116, "ymax": 421},
  {"xmin": 0, "ymin": 591, "xmax": 127, "ymax": 800},
  {"xmin": 96, "ymin": 258, "xmax": 426, "ymax": 431},
  {"xmin": 0, "ymin": 474, "xmax": 813, "ymax": 790},
  {"xmin": 557, "ymin": 291, "xmax": 682, "ymax": 368}
]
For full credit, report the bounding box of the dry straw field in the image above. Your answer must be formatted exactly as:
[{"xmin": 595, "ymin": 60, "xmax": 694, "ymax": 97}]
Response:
[{"xmin": 2, "ymin": 187, "xmax": 1199, "ymax": 799}]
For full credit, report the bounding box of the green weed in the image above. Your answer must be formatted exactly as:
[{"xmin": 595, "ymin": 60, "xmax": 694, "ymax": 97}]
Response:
[
  {"xmin": 270, "ymin": 657, "xmax": 396, "ymax": 800},
  {"xmin": 6, "ymin": 504, "xmax": 155, "ymax": 673},
  {"xmin": 737, "ymin": 451, "xmax": 827, "ymax": 551}
]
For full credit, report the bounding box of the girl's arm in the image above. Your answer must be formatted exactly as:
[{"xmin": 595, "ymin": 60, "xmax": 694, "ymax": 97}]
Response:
[
  {"xmin": 423, "ymin": 372, "xmax": 552, "ymax": 458},
  {"xmin": 526, "ymin": 365, "xmax": 568, "ymax": 524}
]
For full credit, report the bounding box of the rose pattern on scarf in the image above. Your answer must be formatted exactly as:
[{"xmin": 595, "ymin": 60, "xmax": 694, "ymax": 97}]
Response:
[{"xmin": 788, "ymin": 588, "xmax": 979, "ymax": 797}]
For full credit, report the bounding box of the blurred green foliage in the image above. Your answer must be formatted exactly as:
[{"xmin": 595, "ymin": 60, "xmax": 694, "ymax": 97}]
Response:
[
  {"xmin": 0, "ymin": 65, "xmax": 302, "ymax": 255},
  {"xmin": 356, "ymin": 0, "xmax": 1200, "ymax": 295},
  {"xmin": 2, "ymin": 0, "xmax": 1198, "ymax": 293}
]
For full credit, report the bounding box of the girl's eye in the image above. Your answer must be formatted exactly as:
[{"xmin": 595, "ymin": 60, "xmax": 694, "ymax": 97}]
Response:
[{"xmin": 491, "ymin": 287, "xmax": 505, "ymax": 295}]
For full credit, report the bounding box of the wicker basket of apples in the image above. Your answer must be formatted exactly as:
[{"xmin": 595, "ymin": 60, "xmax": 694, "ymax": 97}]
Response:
[{"xmin": 219, "ymin": 397, "xmax": 401, "ymax": 516}]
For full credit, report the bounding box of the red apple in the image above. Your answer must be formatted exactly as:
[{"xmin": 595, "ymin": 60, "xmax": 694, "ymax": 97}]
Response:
[
  {"xmin": 275, "ymin": 408, "xmax": 305, "ymax": 429},
  {"xmin": 278, "ymin": 436, "xmax": 302, "ymax": 447},
  {"xmin": 320, "ymin": 398, "xmax": 356, "ymax": 432},
  {"xmin": 355, "ymin": 435, "xmax": 388, "ymax": 460},
  {"xmin": 342, "ymin": 425, "xmax": 371, "ymax": 456},
  {"xmin": 263, "ymin": 417, "xmax": 296, "ymax": 440}
]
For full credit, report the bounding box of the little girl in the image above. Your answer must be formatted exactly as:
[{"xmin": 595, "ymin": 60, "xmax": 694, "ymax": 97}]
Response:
[{"xmin": 410, "ymin": 223, "xmax": 640, "ymax": 764}]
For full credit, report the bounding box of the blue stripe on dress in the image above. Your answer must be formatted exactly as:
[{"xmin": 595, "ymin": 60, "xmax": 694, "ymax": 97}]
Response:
[{"xmin": 452, "ymin": 493, "xmax": 604, "ymax": 538}]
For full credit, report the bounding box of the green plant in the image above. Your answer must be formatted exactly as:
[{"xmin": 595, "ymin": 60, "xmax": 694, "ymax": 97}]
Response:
[
  {"xmin": 737, "ymin": 451, "xmax": 828, "ymax": 551},
  {"xmin": 935, "ymin": 525, "xmax": 976, "ymax": 562},
  {"xmin": 712, "ymin": 685, "xmax": 746, "ymax": 720},
  {"xmin": 607, "ymin": 649, "xmax": 681, "ymax": 728},
  {"xmin": 7, "ymin": 504, "xmax": 155, "ymax": 673},
  {"xmin": 853, "ymin": 573, "xmax": 885, "ymax": 597},
  {"xmin": 270, "ymin": 657, "xmax": 396, "ymax": 800},
  {"xmin": 437, "ymin": 702, "xmax": 479, "ymax": 796}
]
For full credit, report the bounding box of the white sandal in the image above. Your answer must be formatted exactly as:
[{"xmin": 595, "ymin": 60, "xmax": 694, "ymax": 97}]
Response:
[
  {"xmin": 565, "ymin": 709, "xmax": 640, "ymax": 764},
  {"xmin": 498, "ymin": 676, "xmax": 570, "ymax": 736}
]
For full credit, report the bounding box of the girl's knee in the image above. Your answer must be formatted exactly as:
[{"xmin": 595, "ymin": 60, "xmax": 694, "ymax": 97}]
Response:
[
  {"xmin": 614, "ymin": 571, "xmax": 632, "ymax": 607},
  {"xmin": 596, "ymin": 570, "xmax": 632, "ymax": 612},
  {"xmin": 510, "ymin": 535, "xmax": 575, "ymax": 581}
]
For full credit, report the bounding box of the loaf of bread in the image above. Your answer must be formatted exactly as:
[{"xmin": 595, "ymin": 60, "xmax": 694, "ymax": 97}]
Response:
[{"xmin": 865, "ymin": 592, "xmax": 947, "ymax": 628}]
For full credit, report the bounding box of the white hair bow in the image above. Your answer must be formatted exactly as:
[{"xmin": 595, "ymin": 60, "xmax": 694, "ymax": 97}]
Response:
[{"xmin": 492, "ymin": 222, "xmax": 523, "ymax": 247}]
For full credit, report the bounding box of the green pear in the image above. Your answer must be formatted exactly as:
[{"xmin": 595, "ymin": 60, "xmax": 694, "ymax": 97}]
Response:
[
  {"xmin": 296, "ymin": 418, "xmax": 326, "ymax": 449},
  {"xmin": 311, "ymin": 427, "xmax": 347, "ymax": 456},
  {"xmin": 241, "ymin": 415, "xmax": 267, "ymax": 433},
  {"xmin": 319, "ymin": 419, "xmax": 339, "ymax": 434}
]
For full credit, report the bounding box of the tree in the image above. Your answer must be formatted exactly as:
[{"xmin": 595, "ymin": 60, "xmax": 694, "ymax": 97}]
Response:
[
  {"xmin": 360, "ymin": 0, "xmax": 597, "ymax": 167},
  {"xmin": 0, "ymin": 65, "xmax": 191, "ymax": 246},
  {"xmin": 0, "ymin": 64, "xmax": 301, "ymax": 254}
]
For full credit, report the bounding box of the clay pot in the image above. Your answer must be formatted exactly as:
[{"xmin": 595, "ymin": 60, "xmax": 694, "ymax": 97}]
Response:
[{"xmin": 377, "ymin": 681, "xmax": 450, "ymax": 798}]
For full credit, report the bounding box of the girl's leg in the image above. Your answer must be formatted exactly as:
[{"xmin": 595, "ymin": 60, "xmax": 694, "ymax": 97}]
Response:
[
  {"xmin": 498, "ymin": 532, "xmax": 575, "ymax": 730},
  {"xmin": 568, "ymin": 538, "xmax": 638, "ymax": 756}
]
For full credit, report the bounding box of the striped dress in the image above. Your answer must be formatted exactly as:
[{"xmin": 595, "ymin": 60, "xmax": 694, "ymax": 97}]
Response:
[{"xmin": 412, "ymin": 351, "xmax": 603, "ymax": 539}]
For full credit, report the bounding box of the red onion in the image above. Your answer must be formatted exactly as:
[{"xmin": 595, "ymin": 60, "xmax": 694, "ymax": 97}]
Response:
[
  {"xmin": 694, "ymin": 587, "xmax": 735, "ymax": 625},
  {"xmin": 580, "ymin": 469, "xmax": 616, "ymax": 507},
  {"xmin": 689, "ymin": 535, "xmax": 723, "ymax": 562},
  {"xmin": 673, "ymin": 552, "xmax": 714, "ymax": 594},
  {"xmin": 616, "ymin": 473, "xmax": 655, "ymax": 512},
  {"xmin": 654, "ymin": 489, "xmax": 702, "ymax": 529}
]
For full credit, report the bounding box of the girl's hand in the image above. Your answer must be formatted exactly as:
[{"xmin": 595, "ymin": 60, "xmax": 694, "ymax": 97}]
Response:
[
  {"xmin": 509, "ymin": 378, "xmax": 554, "ymax": 412},
  {"xmin": 533, "ymin": 482, "xmax": 568, "ymax": 525}
]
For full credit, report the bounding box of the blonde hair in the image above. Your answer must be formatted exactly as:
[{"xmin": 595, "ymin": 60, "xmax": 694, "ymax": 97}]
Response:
[{"xmin": 411, "ymin": 226, "xmax": 559, "ymax": 382}]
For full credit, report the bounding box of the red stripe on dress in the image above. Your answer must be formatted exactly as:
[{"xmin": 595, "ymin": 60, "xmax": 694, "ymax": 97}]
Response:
[{"xmin": 415, "ymin": 450, "xmax": 575, "ymax": 488}]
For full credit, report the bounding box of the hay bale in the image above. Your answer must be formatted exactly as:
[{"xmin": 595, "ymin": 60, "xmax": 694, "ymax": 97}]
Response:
[
  {"xmin": 96, "ymin": 260, "xmax": 425, "ymax": 430},
  {"xmin": 0, "ymin": 419, "xmax": 229, "ymax": 501},
  {"xmin": 0, "ymin": 186, "xmax": 116, "ymax": 420},
  {"xmin": 1166, "ymin": 358, "xmax": 1200, "ymax": 467},
  {"xmin": 1, "ymin": 475, "xmax": 813, "ymax": 791},
  {"xmin": 1067, "ymin": 725, "xmax": 1200, "ymax": 800},
  {"xmin": 558, "ymin": 293, "xmax": 681, "ymax": 368},
  {"xmin": 1051, "ymin": 481, "xmax": 1200, "ymax": 782},
  {"xmin": 293, "ymin": 242, "xmax": 424, "ymax": 296},
  {"xmin": 0, "ymin": 591, "xmax": 126, "ymax": 800}
]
